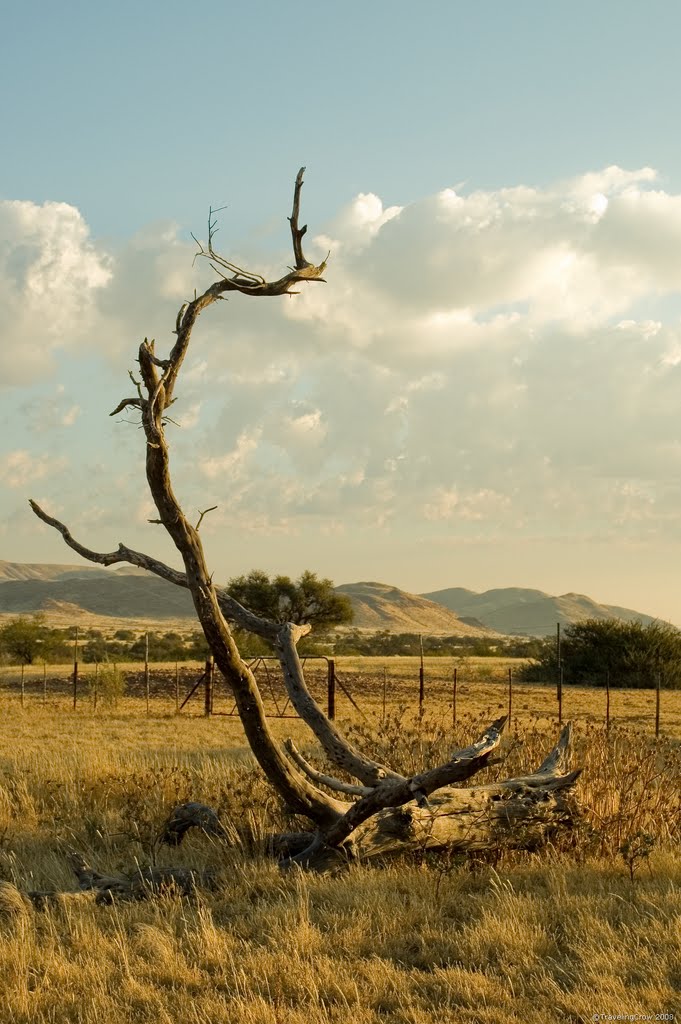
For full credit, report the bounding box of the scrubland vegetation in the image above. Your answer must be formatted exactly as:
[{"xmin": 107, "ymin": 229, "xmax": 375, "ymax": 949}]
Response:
[{"xmin": 0, "ymin": 681, "xmax": 679, "ymax": 1023}]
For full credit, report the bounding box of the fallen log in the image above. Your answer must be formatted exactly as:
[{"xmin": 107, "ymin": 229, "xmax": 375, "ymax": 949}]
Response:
[
  {"xmin": 281, "ymin": 724, "xmax": 581, "ymax": 870},
  {"xmin": 7, "ymin": 852, "xmax": 220, "ymax": 909},
  {"xmin": 164, "ymin": 724, "xmax": 582, "ymax": 871}
]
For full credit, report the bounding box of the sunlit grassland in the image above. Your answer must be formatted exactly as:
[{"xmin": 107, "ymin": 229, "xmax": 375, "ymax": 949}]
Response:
[
  {"xmin": 0, "ymin": 668, "xmax": 679, "ymax": 1023},
  {"xmin": 2, "ymin": 655, "xmax": 680, "ymax": 737}
]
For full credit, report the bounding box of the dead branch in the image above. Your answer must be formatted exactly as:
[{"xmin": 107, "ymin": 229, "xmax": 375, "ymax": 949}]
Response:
[
  {"xmin": 27, "ymin": 169, "xmax": 585, "ymax": 866},
  {"xmin": 195, "ymin": 505, "xmax": 218, "ymax": 531}
]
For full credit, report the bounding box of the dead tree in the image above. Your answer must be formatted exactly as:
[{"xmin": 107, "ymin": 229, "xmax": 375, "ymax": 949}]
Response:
[{"xmin": 29, "ymin": 169, "xmax": 582, "ymax": 870}]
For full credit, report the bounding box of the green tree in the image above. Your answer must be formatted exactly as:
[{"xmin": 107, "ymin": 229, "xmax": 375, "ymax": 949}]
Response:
[
  {"xmin": 0, "ymin": 615, "xmax": 49, "ymax": 665},
  {"xmin": 519, "ymin": 618, "xmax": 681, "ymax": 688},
  {"xmin": 226, "ymin": 570, "xmax": 353, "ymax": 631}
]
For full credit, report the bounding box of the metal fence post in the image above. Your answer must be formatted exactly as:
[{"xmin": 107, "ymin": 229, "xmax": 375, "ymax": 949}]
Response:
[
  {"xmin": 144, "ymin": 631, "xmax": 150, "ymax": 715},
  {"xmin": 72, "ymin": 627, "xmax": 79, "ymax": 710},
  {"xmin": 327, "ymin": 659, "xmax": 336, "ymax": 720}
]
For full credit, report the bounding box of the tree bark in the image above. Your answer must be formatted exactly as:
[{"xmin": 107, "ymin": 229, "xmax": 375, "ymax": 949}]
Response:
[{"xmin": 28, "ymin": 169, "xmax": 584, "ymax": 868}]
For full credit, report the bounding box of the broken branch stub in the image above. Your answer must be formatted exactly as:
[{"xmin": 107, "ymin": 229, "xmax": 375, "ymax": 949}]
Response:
[{"xmin": 28, "ymin": 169, "xmax": 583, "ymax": 867}]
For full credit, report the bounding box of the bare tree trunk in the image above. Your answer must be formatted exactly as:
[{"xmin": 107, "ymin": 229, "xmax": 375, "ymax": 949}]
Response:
[{"xmin": 29, "ymin": 169, "xmax": 583, "ymax": 866}]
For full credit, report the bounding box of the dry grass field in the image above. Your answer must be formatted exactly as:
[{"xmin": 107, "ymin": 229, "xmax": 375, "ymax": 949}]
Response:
[{"xmin": 0, "ymin": 661, "xmax": 679, "ymax": 1023}]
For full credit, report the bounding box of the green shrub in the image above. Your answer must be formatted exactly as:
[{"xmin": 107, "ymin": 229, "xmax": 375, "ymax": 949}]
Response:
[
  {"xmin": 519, "ymin": 617, "xmax": 681, "ymax": 688},
  {"xmin": 90, "ymin": 664, "xmax": 126, "ymax": 706}
]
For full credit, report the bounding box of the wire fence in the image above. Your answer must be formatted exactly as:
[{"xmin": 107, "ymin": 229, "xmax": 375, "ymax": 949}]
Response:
[{"xmin": 0, "ymin": 655, "xmax": 679, "ymax": 738}]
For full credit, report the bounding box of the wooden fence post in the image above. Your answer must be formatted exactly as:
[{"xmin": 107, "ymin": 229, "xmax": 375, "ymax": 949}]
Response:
[
  {"xmin": 507, "ymin": 666, "xmax": 513, "ymax": 727},
  {"xmin": 557, "ymin": 661, "xmax": 563, "ymax": 725},
  {"xmin": 605, "ymin": 670, "xmax": 610, "ymax": 732},
  {"xmin": 452, "ymin": 667, "xmax": 457, "ymax": 727},
  {"xmin": 204, "ymin": 658, "xmax": 214, "ymax": 716},
  {"xmin": 418, "ymin": 635, "xmax": 425, "ymax": 714},
  {"xmin": 382, "ymin": 666, "xmax": 387, "ymax": 721}
]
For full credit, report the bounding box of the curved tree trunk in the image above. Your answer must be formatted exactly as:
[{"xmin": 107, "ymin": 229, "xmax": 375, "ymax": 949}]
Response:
[{"xmin": 29, "ymin": 169, "xmax": 583, "ymax": 868}]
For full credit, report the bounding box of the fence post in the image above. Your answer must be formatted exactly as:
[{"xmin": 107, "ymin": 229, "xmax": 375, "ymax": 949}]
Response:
[
  {"xmin": 655, "ymin": 670, "xmax": 661, "ymax": 738},
  {"xmin": 418, "ymin": 635, "xmax": 425, "ymax": 714},
  {"xmin": 452, "ymin": 667, "xmax": 457, "ymax": 727},
  {"xmin": 605, "ymin": 670, "xmax": 610, "ymax": 732},
  {"xmin": 382, "ymin": 666, "xmax": 387, "ymax": 721},
  {"xmin": 507, "ymin": 666, "xmax": 513, "ymax": 727},
  {"xmin": 327, "ymin": 659, "xmax": 336, "ymax": 720},
  {"xmin": 557, "ymin": 661, "xmax": 563, "ymax": 725},
  {"xmin": 72, "ymin": 626, "xmax": 79, "ymax": 710},
  {"xmin": 204, "ymin": 658, "xmax": 214, "ymax": 716},
  {"xmin": 144, "ymin": 631, "xmax": 150, "ymax": 715}
]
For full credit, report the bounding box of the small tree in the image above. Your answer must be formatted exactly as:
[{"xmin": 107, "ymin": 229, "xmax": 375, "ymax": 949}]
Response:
[
  {"xmin": 0, "ymin": 615, "xmax": 47, "ymax": 665},
  {"xmin": 227, "ymin": 570, "xmax": 353, "ymax": 630},
  {"xmin": 28, "ymin": 169, "xmax": 581, "ymax": 868}
]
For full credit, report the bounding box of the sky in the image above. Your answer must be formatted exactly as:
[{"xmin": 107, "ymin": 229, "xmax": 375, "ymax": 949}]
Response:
[{"xmin": 3, "ymin": 1, "xmax": 681, "ymax": 622}]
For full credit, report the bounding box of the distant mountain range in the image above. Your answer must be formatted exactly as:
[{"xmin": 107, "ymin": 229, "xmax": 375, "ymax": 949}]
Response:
[
  {"xmin": 421, "ymin": 586, "xmax": 660, "ymax": 637},
  {"xmin": 334, "ymin": 582, "xmax": 496, "ymax": 636},
  {"xmin": 0, "ymin": 560, "xmax": 194, "ymax": 619},
  {"xmin": 0, "ymin": 561, "xmax": 662, "ymax": 637}
]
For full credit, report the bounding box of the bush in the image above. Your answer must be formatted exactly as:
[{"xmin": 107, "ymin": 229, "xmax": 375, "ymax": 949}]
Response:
[
  {"xmin": 519, "ymin": 617, "xmax": 681, "ymax": 688},
  {"xmin": 90, "ymin": 664, "xmax": 126, "ymax": 706}
]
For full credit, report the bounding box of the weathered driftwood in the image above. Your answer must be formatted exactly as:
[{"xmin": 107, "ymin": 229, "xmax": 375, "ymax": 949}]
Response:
[
  {"xmin": 162, "ymin": 723, "xmax": 581, "ymax": 871},
  {"xmin": 29, "ymin": 169, "xmax": 585, "ymax": 869},
  {"xmin": 159, "ymin": 802, "xmax": 228, "ymax": 846},
  {"xmin": 18, "ymin": 851, "xmax": 219, "ymax": 908}
]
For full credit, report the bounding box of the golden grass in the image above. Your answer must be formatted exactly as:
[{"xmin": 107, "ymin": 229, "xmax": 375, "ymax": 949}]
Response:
[
  {"xmin": 2, "ymin": 656, "xmax": 680, "ymax": 737},
  {"xmin": 0, "ymin": 674, "xmax": 679, "ymax": 1023}
]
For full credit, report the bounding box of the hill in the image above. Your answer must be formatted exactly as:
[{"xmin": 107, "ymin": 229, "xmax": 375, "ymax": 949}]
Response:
[
  {"xmin": 0, "ymin": 574, "xmax": 194, "ymax": 619},
  {"xmin": 0, "ymin": 563, "xmax": 497, "ymax": 636},
  {"xmin": 0, "ymin": 560, "xmax": 111, "ymax": 583},
  {"xmin": 0, "ymin": 561, "xmax": 661, "ymax": 637},
  {"xmin": 334, "ymin": 582, "xmax": 497, "ymax": 636},
  {"xmin": 421, "ymin": 586, "xmax": 659, "ymax": 636}
]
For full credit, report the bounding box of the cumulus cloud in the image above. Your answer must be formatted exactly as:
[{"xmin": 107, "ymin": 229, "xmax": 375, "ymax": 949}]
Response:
[
  {"xmin": 0, "ymin": 200, "xmax": 110, "ymax": 385},
  {"xmin": 0, "ymin": 450, "xmax": 67, "ymax": 489},
  {"xmin": 6, "ymin": 165, "xmax": 681, "ymax": 562}
]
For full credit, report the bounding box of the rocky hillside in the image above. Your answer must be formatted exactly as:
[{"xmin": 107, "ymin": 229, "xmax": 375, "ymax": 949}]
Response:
[
  {"xmin": 0, "ymin": 561, "xmax": 660, "ymax": 636},
  {"xmin": 334, "ymin": 582, "xmax": 497, "ymax": 636},
  {"xmin": 421, "ymin": 586, "xmax": 659, "ymax": 636}
]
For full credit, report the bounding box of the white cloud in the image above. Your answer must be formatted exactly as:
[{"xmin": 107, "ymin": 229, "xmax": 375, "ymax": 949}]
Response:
[
  {"xmin": 0, "ymin": 200, "xmax": 111, "ymax": 385},
  {"xmin": 6, "ymin": 165, "xmax": 681, "ymax": 564},
  {"xmin": 199, "ymin": 428, "xmax": 261, "ymax": 480},
  {"xmin": 0, "ymin": 450, "xmax": 67, "ymax": 489}
]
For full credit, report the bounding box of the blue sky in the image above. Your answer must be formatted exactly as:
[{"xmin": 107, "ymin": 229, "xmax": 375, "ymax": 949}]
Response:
[{"xmin": 3, "ymin": 1, "xmax": 681, "ymax": 622}]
